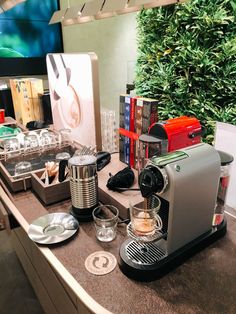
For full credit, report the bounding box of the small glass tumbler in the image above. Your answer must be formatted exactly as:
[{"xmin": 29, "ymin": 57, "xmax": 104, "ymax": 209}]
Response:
[
  {"xmin": 92, "ymin": 205, "xmax": 119, "ymax": 242},
  {"xmin": 59, "ymin": 128, "xmax": 72, "ymax": 145},
  {"xmin": 101, "ymin": 109, "xmax": 118, "ymax": 153},
  {"xmin": 14, "ymin": 161, "xmax": 32, "ymax": 177},
  {"xmin": 55, "ymin": 152, "xmax": 71, "ymax": 161},
  {"xmin": 40, "ymin": 131, "xmax": 57, "ymax": 150},
  {"xmin": 213, "ymin": 150, "xmax": 234, "ymax": 226},
  {"xmin": 3, "ymin": 137, "xmax": 20, "ymax": 158},
  {"xmin": 129, "ymin": 195, "xmax": 162, "ymax": 236},
  {"xmin": 24, "ymin": 134, "xmax": 40, "ymax": 154}
]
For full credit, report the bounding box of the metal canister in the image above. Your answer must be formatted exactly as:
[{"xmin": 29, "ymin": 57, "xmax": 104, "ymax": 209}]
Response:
[{"xmin": 68, "ymin": 155, "xmax": 98, "ymax": 221}]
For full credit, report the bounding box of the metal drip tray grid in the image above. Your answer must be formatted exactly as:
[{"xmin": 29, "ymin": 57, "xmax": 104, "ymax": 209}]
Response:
[{"xmin": 125, "ymin": 241, "xmax": 167, "ymax": 265}]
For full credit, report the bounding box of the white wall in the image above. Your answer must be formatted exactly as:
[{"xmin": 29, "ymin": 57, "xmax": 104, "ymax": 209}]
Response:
[{"xmin": 60, "ymin": 0, "xmax": 137, "ymax": 120}]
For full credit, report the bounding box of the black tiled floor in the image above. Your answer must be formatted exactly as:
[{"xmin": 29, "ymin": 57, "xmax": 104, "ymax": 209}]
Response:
[{"xmin": 0, "ymin": 230, "xmax": 44, "ymax": 314}]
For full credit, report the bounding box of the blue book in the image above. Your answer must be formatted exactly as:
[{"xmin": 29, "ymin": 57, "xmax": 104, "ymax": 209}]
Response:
[
  {"xmin": 119, "ymin": 94, "xmax": 127, "ymax": 163},
  {"xmin": 124, "ymin": 96, "xmax": 131, "ymax": 165}
]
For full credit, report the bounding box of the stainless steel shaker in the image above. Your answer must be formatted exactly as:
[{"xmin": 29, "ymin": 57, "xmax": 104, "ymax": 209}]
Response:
[{"xmin": 59, "ymin": 154, "xmax": 98, "ymax": 221}]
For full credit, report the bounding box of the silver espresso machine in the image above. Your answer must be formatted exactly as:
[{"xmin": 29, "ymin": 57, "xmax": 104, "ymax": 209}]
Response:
[{"xmin": 119, "ymin": 143, "xmax": 227, "ymax": 281}]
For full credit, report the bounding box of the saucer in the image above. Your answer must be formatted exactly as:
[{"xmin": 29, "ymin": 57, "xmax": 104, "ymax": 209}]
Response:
[{"xmin": 28, "ymin": 212, "xmax": 79, "ymax": 244}]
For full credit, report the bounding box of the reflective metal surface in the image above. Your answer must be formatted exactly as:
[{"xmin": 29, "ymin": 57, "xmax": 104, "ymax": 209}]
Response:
[{"xmin": 28, "ymin": 213, "xmax": 79, "ymax": 244}]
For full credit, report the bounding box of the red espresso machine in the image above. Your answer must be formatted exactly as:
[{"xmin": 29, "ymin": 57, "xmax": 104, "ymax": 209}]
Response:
[
  {"xmin": 149, "ymin": 116, "xmax": 202, "ymax": 152},
  {"xmin": 138, "ymin": 116, "xmax": 202, "ymax": 170}
]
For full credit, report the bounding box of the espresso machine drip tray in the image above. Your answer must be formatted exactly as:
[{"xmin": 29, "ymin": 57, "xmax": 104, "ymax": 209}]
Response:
[
  {"xmin": 125, "ymin": 240, "xmax": 167, "ymax": 265},
  {"xmin": 119, "ymin": 220, "xmax": 227, "ymax": 282}
]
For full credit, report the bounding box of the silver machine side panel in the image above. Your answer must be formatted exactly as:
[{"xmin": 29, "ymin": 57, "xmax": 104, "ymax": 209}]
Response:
[{"xmin": 159, "ymin": 143, "xmax": 221, "ymax": 254}]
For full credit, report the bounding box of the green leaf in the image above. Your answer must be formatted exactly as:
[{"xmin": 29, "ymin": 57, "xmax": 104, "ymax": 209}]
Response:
[{"xmin": 135, "ymin": 0, "xmax": 236, "ymax": 144}]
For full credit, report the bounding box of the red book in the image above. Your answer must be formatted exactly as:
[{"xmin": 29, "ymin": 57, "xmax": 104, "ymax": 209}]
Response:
[
  {"xmin": 129, "ymin": 97, "xmax": 136, "ymax": 168},
  {"xmin": 134, "ymin": 97, "xmax": 143, "ymax": 169}
]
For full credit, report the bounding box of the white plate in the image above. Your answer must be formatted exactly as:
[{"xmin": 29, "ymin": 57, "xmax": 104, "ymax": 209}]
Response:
[{"xmin": 28, "ymin": 213, "xmax": 79, "ymax": 244}]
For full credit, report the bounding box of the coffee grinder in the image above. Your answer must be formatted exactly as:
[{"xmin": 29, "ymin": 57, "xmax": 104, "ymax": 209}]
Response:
[{"xmin": 119, "ymin": 143, "xmax": 227, "ymax": 281}]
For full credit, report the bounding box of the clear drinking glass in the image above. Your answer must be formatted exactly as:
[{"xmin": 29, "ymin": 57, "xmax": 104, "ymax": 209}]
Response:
[
  {"xmin": 14, "ymin": 161, "xmax": 32, "ymax": 177},
  {"xmin": 213, "ymin": 150, "xmax": 234, "ymax": 226},
  {"xmin": 40, "ymin": 131, "xmax": 57, "ymax": 150},
  {"xmin": 129, "ymin": 195, "xmax": 162, "ymax": 236},
  {"xmin": 24, "ymin": 134, "xmax": 40, "ymax": 154},
  {"xmin": 92, "ymin": 205, "xmax": 119, "ymax": 242},
  {"xmin": 59, "ymin": 128, "xmax": 72, "ymax": 145},
  {"xmin": 3, "ymin": 137, "xmax": 20, "ymax": 158},
  {"xmin": 55, "ymin": 152, "xmax": 71, "ymax": 161},
  {"xmin": 101, "ymin": 109, "xmax": 118, "ymax": 153}
]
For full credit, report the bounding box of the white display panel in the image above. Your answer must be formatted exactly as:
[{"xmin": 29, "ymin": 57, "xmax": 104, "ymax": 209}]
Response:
[{"xmin": 46, "ymin": 53, "xmax": 102, "ymax": 150}]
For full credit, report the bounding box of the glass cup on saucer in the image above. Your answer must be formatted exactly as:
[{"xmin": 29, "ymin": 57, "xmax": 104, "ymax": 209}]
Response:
[{"xmin": 129, "ymin": 195, "xmax": 162, "ymax": 237}]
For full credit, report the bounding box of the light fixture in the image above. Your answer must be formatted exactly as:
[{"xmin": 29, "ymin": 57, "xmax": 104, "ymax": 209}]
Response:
[
  {"xmin": 49, "ymin": 8, "xmax": 68, "ymax": 25},
  {"xmin": 125, "ymin": 0, "xmax": 150, "ymax": 12},
  {"xmin": 62, "ymin": 4, "xmax": 85, "ymax": 26},
  {"xmin": 144, "ymin": 0, "xmax": 183, "ymax": 9},
  {"xmin": 49, "ymin": 0, "xmax": 186, "ymax": 26},
  {"xmin": 77, "ymin": 0, "xmax": 104, "ymax": 23},
  {"xmin": 95, "ymin": 0, "xmax": 127, "ymax": 19},
  {"xmin": 62, "ymin": 0, "xmax": 100, "ymax": 25},
  {"xmin": 0, "ymin": 0, "xmax": 26, "ymax": 13}
]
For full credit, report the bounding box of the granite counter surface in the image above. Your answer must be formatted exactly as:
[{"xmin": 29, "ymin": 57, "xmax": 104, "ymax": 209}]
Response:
[{"xmin": 7, "ymin": 188, "xmax": 236, "ymax": 314}]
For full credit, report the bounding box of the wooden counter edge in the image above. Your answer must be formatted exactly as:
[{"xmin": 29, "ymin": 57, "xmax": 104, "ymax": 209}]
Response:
[{"xmin": 0, "ymin": 185, "xmax": 113, "ymax": 314}]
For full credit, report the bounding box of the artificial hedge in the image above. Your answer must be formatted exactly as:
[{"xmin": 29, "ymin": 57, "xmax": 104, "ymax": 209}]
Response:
[{"xmin": 135, "ymin": 0, "xmax": 236, "ymax": 143}]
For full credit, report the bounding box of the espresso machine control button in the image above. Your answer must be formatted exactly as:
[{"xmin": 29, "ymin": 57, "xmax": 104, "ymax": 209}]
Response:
[{"xmin": 139, "ymin": 165, "xmax": 168, "ymax": 198}]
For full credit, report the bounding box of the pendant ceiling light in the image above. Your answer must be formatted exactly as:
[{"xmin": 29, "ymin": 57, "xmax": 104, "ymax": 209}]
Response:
[
  {"xmin": 95, "ymin": 0, "xmax": 127, "ymax": 19},
  {"xmin": 144, "ymin": 0, "xmax": 185, "ymax": 9},
  {"xmin": 49, "ymin": 8, "xmax": 68, "ymax": 25},
  {"xmin": 49, "ymin": 0, "xmax": 185, "ymax": 26},
  {"xmin": 0, "ymin": 0, "xmax": 26, "ymax": 13},
  {"xmin": 62, "ymin": 4, "xmax": 85, "ymax": 25},
  {"xmin": 63, "ymin": 0, "xmax": 104, "ymax": 25}
]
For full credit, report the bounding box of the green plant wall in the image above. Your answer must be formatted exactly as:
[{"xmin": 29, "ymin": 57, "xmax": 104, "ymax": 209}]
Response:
[{"xmin": 135, "ymin": 0, "xmax": 236, "ymax": 143}]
